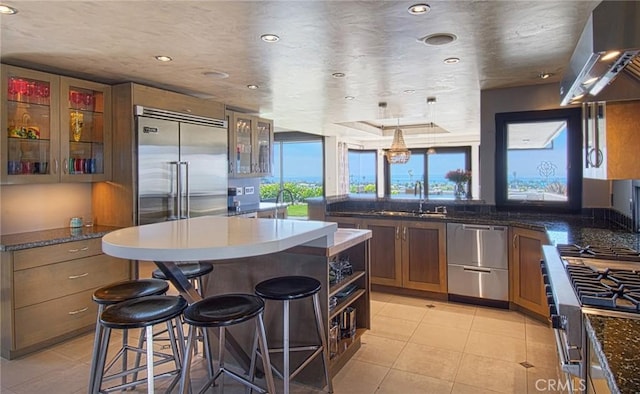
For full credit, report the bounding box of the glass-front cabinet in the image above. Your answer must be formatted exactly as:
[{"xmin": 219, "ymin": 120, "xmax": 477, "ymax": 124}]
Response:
[
  {"xmin": 1, "ymin": 65, "xmax": 111, "ymax": 184},
  {"xmin": 228, "ymin": 110, "xmax": 273, "ymax": 178},
  {"xmin": 1, "ymin": 65, "xmax": 60, "ymax": 184},
  {"xmin": 60, "ymin": 77, "xmax": 111, "ymax": 182}
]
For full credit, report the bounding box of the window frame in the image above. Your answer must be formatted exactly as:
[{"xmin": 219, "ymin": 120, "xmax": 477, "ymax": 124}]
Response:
[
  {"xmin": 348, "ymin": 149, "xmax": 378, "ymax": 196},
  {"xmin": 494, "ymin": 108, "xmax": 582, "ymax": 213},
  {"xmin": 383, "ymin": 146, "xmax": 471, "ymax": 198}
]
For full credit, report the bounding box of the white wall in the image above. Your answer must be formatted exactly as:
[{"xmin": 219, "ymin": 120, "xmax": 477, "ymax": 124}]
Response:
[
  {"xmin": 0, "ymin": 183, "xmax": 92, "ymax": 234},
  {"xmin": 324, "ymin": 136, "xmax": 339, "ymax": 197},
  {"xmin": 612, "ymin": 180, "xmax": 633, "ymax": 216}
]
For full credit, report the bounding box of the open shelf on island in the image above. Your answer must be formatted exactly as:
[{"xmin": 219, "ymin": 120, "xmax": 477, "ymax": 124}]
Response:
[
  {"xmin": 329, "ymin": 288, "xmax": 365, "ymax": 321},
  {"xmin": 329, "ymin": 327, "xmax": 366, "ymax": 370},
  {"xmin": 329, "ymin": 270, "xmax": 365, "ymax": 297}
]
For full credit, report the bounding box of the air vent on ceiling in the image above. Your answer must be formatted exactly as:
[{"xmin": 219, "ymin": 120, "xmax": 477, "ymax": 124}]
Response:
[{"xmin": 421, "ymin": 33, "xmax": 457, "ymax": 46}]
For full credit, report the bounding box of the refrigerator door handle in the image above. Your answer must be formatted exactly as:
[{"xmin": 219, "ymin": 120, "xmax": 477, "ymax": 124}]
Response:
[
  {"xmin": 181, "ymin": 161, "xmax": 190, "ymax": 219},
  {"xmin": 170, "ymin": 161, "xmax": 180, "ymax": 221}
]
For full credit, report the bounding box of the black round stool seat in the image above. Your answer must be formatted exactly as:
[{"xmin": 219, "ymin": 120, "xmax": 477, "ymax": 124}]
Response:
[
  {"xmin": 183, "ymin": 294, "xmax": 265, "ymax": 328},
  {"xmin": 93, "ymin": 278, "xmax": 169, "ymax": 305},
  {"xmin": 255, "ymin": 276, "xmax": 321, "ymax": 300},
  {"xmin": 100, "ymin": 295, "xmax": 187, "ymax": 330},
  {"xmin": 152, "ymin": 262, "xmax": 214, "ymax": 280}
]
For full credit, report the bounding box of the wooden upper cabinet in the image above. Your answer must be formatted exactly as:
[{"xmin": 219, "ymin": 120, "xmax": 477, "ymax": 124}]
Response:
[
  {"xmin": 227, "ymin": 110, "xmax": 274, "ymax": 178},
  {"xmin": 1, "ymin": 65, "xmax": 112, "ymax": 184},
  {"xmin": 583, "ymin": 100, "xmax": 640, "ymax": 180},
  {"xmin": 510, "ymin": 226, "xmax": 549, "ymax": 317}
]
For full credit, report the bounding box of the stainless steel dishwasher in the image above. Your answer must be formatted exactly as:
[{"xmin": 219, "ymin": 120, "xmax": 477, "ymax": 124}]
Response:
[{"xmin": 446, "ymin": 223, "xmax": 508, "ymax": 301}]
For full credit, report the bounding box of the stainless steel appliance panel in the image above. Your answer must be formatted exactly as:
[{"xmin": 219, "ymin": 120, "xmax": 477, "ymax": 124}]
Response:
[
  {"xmin": 446, "ymin": 223, "xmax": 508, "ymax": 269},
  {"xmin": 179, "ymin": 122, "xmax": 228, "ymax": 218},
  {"xmin": 447, "ymin": 264, "xmax": 509, "ymax": 300},
  {"xmin": 137, "ymin": 117, "xmax": 180, "ymax": 224}
]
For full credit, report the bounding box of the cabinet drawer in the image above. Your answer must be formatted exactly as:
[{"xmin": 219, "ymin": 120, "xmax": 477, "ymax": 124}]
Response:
[
  {"xmin": 14, "ymin": 254, "xmax": 129, "ymax": 309},
  {"xmin": 14, "ymin": 238, "xmax": 103, "ymax": 270},
  {"xmin": 15, "ymin": 288, "xmax": 97, "ymax": 350}
]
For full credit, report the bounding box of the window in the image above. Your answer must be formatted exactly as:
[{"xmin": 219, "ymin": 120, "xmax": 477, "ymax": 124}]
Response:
[
  {"xmin": 384, "ymin": 147, "xmax": 471, "ymax": 200},
  {"xmin": 260, "ymin": 132, "xmax": 324, "ymax": 217},
  {"xmin": 495, "ymin": 108, "xmax": 582, "ymax": 212},
  {"xmin": 348, "ymin": 150, "xmax": 377, "ymax": 196}
]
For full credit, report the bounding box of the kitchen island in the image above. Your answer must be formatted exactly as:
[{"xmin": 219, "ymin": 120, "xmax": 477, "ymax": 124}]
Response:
[{"xmin": 102, "ymin": 216, "xmax": 372, "ymax": 386}]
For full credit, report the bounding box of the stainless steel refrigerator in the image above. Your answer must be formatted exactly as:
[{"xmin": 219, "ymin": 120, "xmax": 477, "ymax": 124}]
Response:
[{"xmin": 135, "ymin": 106, "xmax": 228, "ymax": 225}]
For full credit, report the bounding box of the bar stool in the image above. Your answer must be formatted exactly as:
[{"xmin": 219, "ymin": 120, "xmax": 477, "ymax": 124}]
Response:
[
  {"xmin": 94, "ymin": 295, "xmax": 188, "ymax": 394},
  {"xmin": 88, "ymin": 279, "xmax": 169, "ymax": 394},
  {"xmin": 151, "ymin": 262, "xmax": 214, "ymax": 295},
  {"xmin": 254, "ymin": 276, "xmax": 332, "ymax": 394},
  {"xmin": 179, "ymin": 294, "xmax": 276, "ymax": 394}
]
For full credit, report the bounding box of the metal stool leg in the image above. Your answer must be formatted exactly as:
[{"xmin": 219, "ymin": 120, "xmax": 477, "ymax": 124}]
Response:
[
  {"xmin": 93, "ymin": 326, "xmax": 112, "ymax": 394},
  {"xmin": 283, "ymin": 299, "xmax": 290, "ymax": 394},
  {"xmin": 257, "ymin": 312, "xmax": 277, "ymax": 394},
  {"xmin": 313, "ymin": 293, "xmax": 333, "ymax": 393},
  {"xmin": 88, "ymin": 304, "xmax": 105, "ymax": 394},
  {"xmin": 178, "ymin": 325, "xmax": 196, "ymax": 394}
]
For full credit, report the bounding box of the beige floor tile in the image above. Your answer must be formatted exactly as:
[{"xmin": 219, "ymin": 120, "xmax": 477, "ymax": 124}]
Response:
[
  {"xmin": 428, "ymin": 299, "xmax": 478, "ymax": 314},
  {"xmin": 49, "ymin": 331, "xmax": 96, "ymax": 363},
  {"xmin": 0, "ymin": 349, "xmax": 79, "ymax": 389},
  {"xmin": 352, "ymin": 333, "xmax": 406, "ymax": 367},
  {"xmin": 526, "ymin": 322, "xmax": 555, "ymax": 345},
  {"xmin": 370, "ymin": 299, "xmax": 386, "ymax": 317},
  {"xmin": 421, "ymin": 308, "xmax": 475, "ymax": 331},
  {"xmin": 331, "ymin": 359, "xmax": 389, "ymax": 394},
  {"xmin": 527, "ymin": 366, "xmax": 564, "ymax": 393},
  {"xmin": 455, "ymin": 353, "xmax": 527, "ymax": 394},
  {"xmin": 525, "ymin": 341, "xmax": 559, "ymax": 370},
  {"xmin": 409, "ymin": 321, "xmax": 470, "ymax": 352},
  {"xmin": 392, "ymin": 342, "xmax": 462, "ymax": 382},
  {"xmin": 368, "ymin": 315, "xmax": 419, "ymax": 341},
  {"xmin": 475, "ymin": 306, "xmax": 525, "ymax": 323},
  {"xmin": 471, "ymin": 315, "xmax": 526, "ymax": 340},
  {"xmin": 377, "ymin": 368, "xmax": 453, "ymax": 394},
  {"xmin": 388, "ymin": 294, "xmax": 436, "ymax": 308},
  {"xmin": 464, "ymin": 331, "xmax": 526, "ymax": 363},
  {"xmin": 377, "ymin": 301, "xmax": 428, "ymax": 322},
  {"xmin": 8, "ymin": 362, "xmax": 91, "ymax": 394},
  {"xmin": 370, "ymin": 291, "xmax": 394, "ymax": 302},
  {"xmin": 451, "ymin": 382, "xmax": 502, "ymax": 394}
]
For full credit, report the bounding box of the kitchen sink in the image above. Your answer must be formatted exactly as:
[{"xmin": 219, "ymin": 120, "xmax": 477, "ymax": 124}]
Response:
[{"xmin": 373, "ymin": 210, "xmax": 446, "ymax": 219}]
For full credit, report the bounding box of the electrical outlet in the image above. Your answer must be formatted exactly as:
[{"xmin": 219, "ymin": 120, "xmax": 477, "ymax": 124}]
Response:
[
  {"xmin": 244, "ymin": 186, "xmax": 254, "ymax": 195},
  {"xmin": 236, "ymin": 187, "xmax": 243, "ymax": 196}
]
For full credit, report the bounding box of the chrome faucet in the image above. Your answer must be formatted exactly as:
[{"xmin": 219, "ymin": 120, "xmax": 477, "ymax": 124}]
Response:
[
  {"xmin": 414, "ymin": 181, "xmax": 425, "ymax": 213},
  {"xmin": 275, "ymin": 188, "xmax": 294, "ymax": 219},
  {"xmin": 435, "ymin": 205, "xmax": 447, "ymax": 214}
]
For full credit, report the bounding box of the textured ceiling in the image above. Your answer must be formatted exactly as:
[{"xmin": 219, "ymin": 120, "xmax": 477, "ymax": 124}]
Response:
[{"xmin": 0, "ymin": 0, "xmax": 599, "ymax": 143}]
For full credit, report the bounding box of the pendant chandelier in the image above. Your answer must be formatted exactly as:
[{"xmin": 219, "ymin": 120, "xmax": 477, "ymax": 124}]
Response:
[{"xmin": 385, "ymin": 119, "xmax": 411, "ymax": 164}]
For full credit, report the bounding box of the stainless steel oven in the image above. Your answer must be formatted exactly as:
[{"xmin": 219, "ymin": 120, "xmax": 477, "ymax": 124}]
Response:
[{"xmin": 541, "ymin": 244, "xmax": 640, "ymax": 394}]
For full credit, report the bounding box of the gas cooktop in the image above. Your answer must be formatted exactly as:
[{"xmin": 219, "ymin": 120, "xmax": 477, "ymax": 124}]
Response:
[
  {"xmin": 565, "ymin": 263, "xmax": 640, "ymax": 313},
  {"xmin": 556, "ymin": 244, "xmax": 640, "ymax": 262}
]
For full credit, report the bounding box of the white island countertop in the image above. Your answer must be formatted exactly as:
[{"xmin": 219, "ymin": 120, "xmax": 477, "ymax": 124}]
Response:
[{"xmin": 102, "ymin": 216, "xmax": 337, "ymax": 262}]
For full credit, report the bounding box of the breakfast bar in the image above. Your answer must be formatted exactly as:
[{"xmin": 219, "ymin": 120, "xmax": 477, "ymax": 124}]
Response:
[{"xmin": 102, "ymin": 216, "xmax": 372, "ymax": 387}]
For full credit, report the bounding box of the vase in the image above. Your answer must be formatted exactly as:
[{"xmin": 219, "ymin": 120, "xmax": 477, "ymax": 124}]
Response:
[{"xmin": 454, "ymin": 183, "xmax": 466, "ymax": 199}]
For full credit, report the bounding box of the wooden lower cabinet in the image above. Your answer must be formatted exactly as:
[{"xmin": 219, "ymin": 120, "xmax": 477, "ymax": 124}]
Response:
[
  {"xmin": 510, "ymin": 227, "xmax": 550, "ymax": 317},
  {"xmin": 364, "ymin": 218, "xmax": 447, "ymax": 293},
  {"xmin": 1, "ymin": 238, "xmax": 130, "ymax": 359}
]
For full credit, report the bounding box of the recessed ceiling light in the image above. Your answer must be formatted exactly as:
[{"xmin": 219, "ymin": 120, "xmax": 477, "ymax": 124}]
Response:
[
  {"xmin": 408, "ymin": 3, "xmax": 431, "ymax": 15},
  {"xmin": 443, "ymin": 57, "xmax": 460, "ymax": 64},
  {"xmin": 260, "ymin": 34, "xmax": 280, "ymax": 43},
  {"xmin": 403, "ymin": 89, "xmax": 416, "ymax": 94},
  {"xmin": 426, "ymin": 97, "xmax": 437, "ymax": 104},
  {"xmin": 0, "ymin": 4, "xmax": 18, "ymax": 14},
  {"xmin": 203, "ymin": 71, "xmax": 229, "ymax": 79},
  {"xmin": 601, "ymin": 50, "xmax": 620, "ymax": 62},
  {"xmin": 538, "ymin": 72, "xmax": 553, "ymax": 79},
  {"xmin": 247, "ymin": 84, "xmax": 259, "ymax": 90},
  {"xmin": 344, "ymin": 96, "xmax": 355, "ymax": 100},
  {"xmin": 332, "ymin": 72, "xmax": 346, "ymax": 78},
  {"xmin": 571, "ymin": 93, "xmax": 585, "ymax": 102},
  {"xmin": 155, "ymin": 55, "xmax": 172, "ymax": 62},
  {"xmin": 421, "ymin": 33, "xmax": 457, "ymax": 46},
  {"xmin": 582, "ymin": 77, "xmax": 598, "ymax": 86}
]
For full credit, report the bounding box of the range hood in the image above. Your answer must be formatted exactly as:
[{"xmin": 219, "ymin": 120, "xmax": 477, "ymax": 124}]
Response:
[{"xmin": 560, "ymin": 1, "xmax": 640, "ymax": 106}]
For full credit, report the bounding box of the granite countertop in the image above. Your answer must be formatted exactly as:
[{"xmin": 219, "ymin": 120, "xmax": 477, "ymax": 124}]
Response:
[
  {"xmin": 326, "ymin": 210, "xmax": 640, "ymax": 250},
  {"xmin": 584, "ymin": 313, "xmax": 640, "ymax": 394},
  {"xmin": 0, "ymin": 225, "xmax": 122, "ymax": 252}
]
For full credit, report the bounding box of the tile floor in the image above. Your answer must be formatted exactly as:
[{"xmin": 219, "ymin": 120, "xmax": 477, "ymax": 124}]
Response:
[{"xmin": 0, "ymin": 292, "xmax": 562, "ymax": 393}]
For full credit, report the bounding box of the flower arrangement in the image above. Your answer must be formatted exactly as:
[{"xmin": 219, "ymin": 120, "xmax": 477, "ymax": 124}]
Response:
[{"xmin": 445, "ymin": 169, "xmax": 471, "ymax": 183}]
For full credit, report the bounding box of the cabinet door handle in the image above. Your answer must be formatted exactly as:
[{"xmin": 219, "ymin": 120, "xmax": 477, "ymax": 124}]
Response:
[
  {"xmin": 68, "ymin": 272, "xmax": 89, "ymax": 279},
  {"xmin": 68, "ymin": 307, "xmax": 89, "ymax": 315},
  {"xmin": 63, "ymin": 157, "xmax": 68, "ymax": 174},
  {"xmin": 395, "ymin": 226, "xmax": 400, "ymax": 240},
  {"xmin": 54, "ymin": 159, "xmax": 59, "ymax": 174},
  {"xmin": 402, "ymin": 226, "xmax": 407, "ymax": 241},
  {"xmin": 68, "ymin": 246, "xmax": 89, "ymax": 253},
  {"xmin": 513, "ymin": 234, "xmax": 519, "ymax": 249}
]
